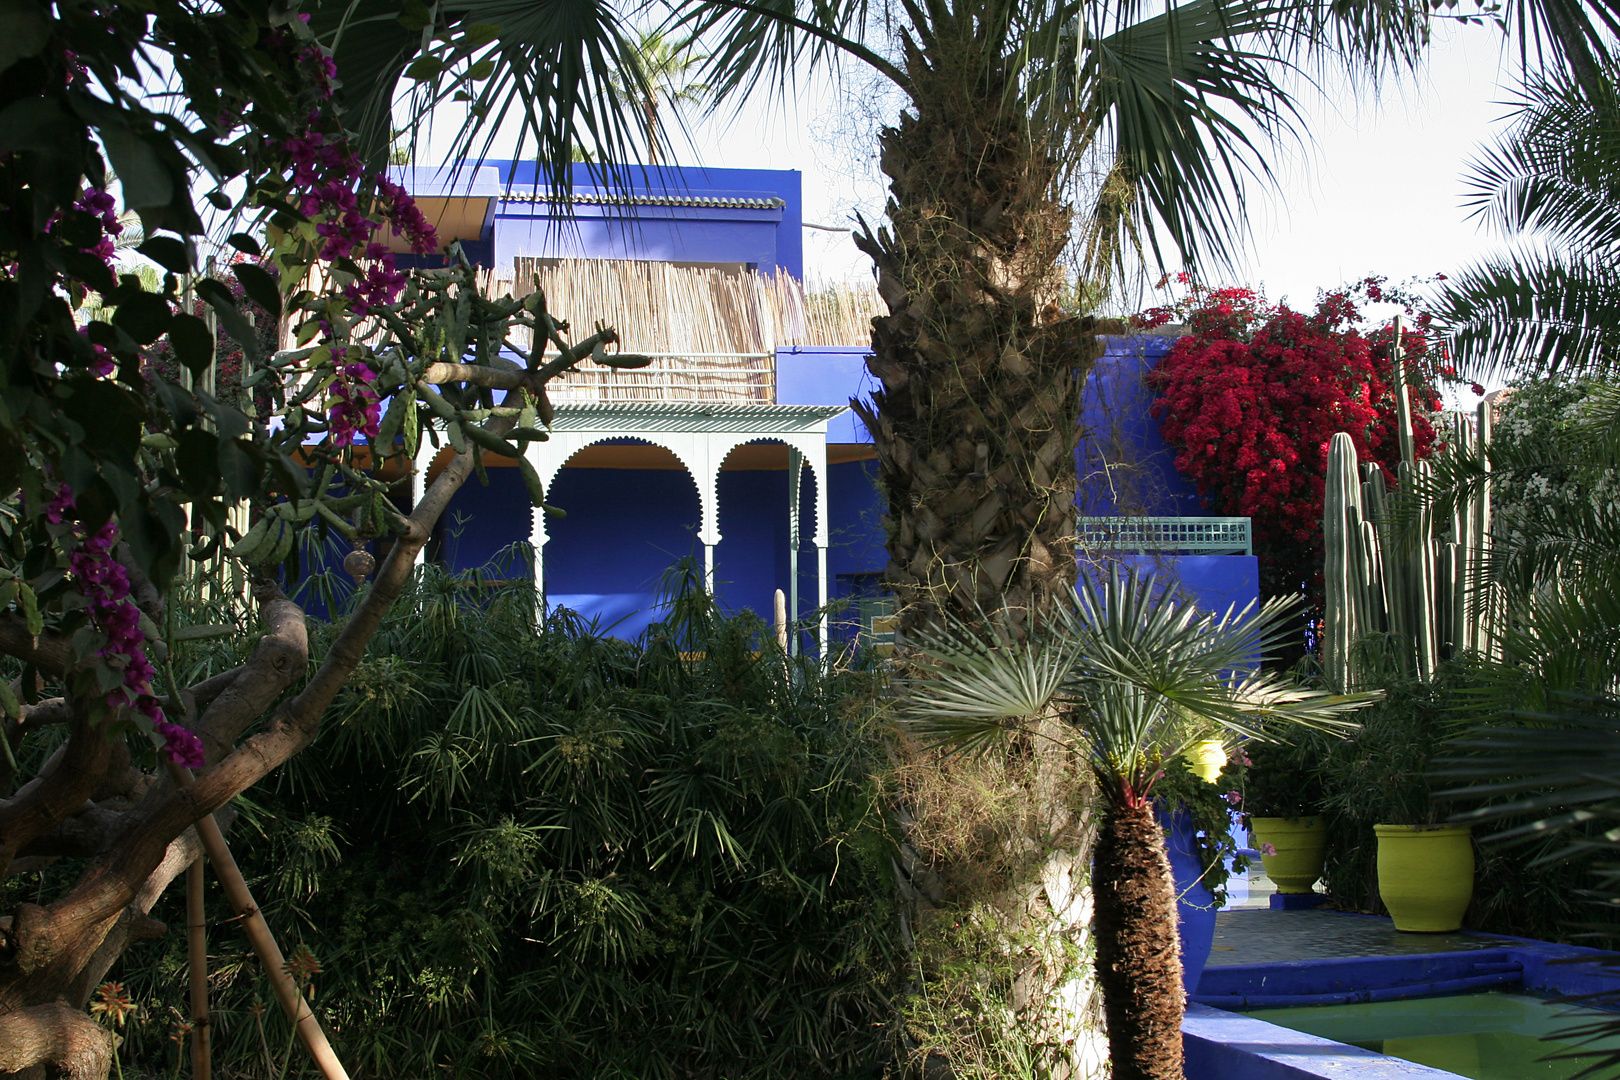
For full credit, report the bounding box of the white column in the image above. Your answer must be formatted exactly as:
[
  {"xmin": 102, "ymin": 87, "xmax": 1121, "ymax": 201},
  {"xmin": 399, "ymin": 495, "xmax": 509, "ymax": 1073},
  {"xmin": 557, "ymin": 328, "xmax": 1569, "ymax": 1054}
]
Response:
[
  {"xmin": 525, "ymin": 435, "xmax": 569, "ymax": 621},
  {"xmin": 813, "ymin": 450, "xmax": 830, "ymax": 658},
  {"xmin": 787, "ymin": 446, "xmax": 803, "ymax": 655},
  {"xmin": 411, "ymin": 436, "xmax": 436, "ymax": 567},
  {"xmin": 695, "ymin": 433, "xmax": 722, "ymax": 595},
  {"xmin": 529, "ymin": 503, "xmax": 550, "ymax": 619}
]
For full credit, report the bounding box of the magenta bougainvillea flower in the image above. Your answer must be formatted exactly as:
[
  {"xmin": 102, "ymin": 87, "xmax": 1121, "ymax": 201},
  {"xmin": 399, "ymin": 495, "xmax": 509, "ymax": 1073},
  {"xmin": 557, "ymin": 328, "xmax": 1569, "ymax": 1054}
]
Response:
[
  {"xmin": 327, "ymin": 358, "xmax": 382, "ymax": 447},
  {"xmin": 58, "ymin": 489, "xmax": 205, "ymax": 768}
]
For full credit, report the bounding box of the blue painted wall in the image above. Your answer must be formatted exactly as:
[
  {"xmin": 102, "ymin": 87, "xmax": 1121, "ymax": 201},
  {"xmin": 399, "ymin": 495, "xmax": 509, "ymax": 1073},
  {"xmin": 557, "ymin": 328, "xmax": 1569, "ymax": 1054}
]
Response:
[
  {"xmin": 435, "ymin": 455, "xmax": 886, "ymax": 640},
  {"xmin": 425, "ymin": 326, "xmax": 1262, "ymax": 641},
  {"xmin": 775, "ymin": 346, "xmax": 876, "ymax": 442},
  {"xmin": 435, "ymin": 467, "xmax": 532, "ymax": 571},
  {"xmin": 544, "ymin": 465, "xmax": 703, "ymax": 637},
  {"xmin": 1080, "ymin": 334, "xmax": 1203, "ymax": 518},
  {"xmin": 486, "ymin": 162, "xmax": 804, "ymax": 278}
]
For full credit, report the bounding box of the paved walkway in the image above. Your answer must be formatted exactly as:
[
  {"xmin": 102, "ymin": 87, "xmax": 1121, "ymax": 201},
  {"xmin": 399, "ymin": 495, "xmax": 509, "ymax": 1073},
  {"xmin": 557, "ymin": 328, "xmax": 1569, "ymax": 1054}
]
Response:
[{"xmin": 1208, "ymin": 908, "xmax": 1507, "ymax": 967}]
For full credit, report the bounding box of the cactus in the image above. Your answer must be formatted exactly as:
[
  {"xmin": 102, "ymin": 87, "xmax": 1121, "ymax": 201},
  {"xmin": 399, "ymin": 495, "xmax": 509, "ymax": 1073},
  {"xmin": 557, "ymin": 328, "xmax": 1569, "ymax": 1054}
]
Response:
[{"xmin": 1322, "ymin": 316, "xmax": 1497, "ymax": 691}]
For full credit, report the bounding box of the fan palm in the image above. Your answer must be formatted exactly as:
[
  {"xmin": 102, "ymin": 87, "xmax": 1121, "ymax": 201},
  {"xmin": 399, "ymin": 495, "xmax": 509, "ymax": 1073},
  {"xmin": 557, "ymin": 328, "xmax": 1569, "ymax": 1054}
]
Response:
[
  {"xmin": 612, "ymin": 28, "xmax": 711, "ymax": 166},
  {"xmin": 903, "ymin": 570, "xmax": 1375, "ymax": 1079}
]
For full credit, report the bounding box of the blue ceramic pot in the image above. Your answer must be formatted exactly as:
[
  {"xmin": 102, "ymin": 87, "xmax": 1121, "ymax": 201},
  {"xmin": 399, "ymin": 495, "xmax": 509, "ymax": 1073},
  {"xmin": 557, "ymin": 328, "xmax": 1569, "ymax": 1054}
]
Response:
[{"xmin": 1163, "ymin": 805, "xmax": 1218, "ymax": 995}]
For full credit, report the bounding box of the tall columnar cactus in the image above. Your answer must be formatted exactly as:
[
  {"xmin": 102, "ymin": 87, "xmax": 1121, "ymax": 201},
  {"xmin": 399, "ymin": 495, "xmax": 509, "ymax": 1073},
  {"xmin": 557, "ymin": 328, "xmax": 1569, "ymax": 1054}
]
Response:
[{"xmin": 1323, "ymin": 318, "xmax": 1497, "ymax": 692}]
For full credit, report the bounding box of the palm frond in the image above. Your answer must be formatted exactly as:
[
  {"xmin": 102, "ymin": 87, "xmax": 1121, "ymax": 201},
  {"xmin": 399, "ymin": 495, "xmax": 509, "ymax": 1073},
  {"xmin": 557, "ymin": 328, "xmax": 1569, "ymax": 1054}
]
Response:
[
  {"xmin": 1495, "ymin": 0, "xmax": 1620, "ymax": 101},
  {"xmin": 327, "ymin": 0, "xmax": 668, "ymax": 192},
  {"xmin": 905, "ymin": 570, "xmax": 1376, "ymax": 797},
  {"xmin": 1431, "ymin": 251, "xmax": 1620, "ymax": 382},
  {"xmin": 1437, "ymin": 700, "xmax": 1620, "ymax": 847},
  {"xmin": 1462, "ymin": 74, "xmax": 1620, "ymax": 256},
  {"xmin": 677, "ymin": 0, "xmax": 901, "ymax": 109},
  {"xmin": 1079, "ymin": 0, "xmax": 1302, "ymax": 275}
]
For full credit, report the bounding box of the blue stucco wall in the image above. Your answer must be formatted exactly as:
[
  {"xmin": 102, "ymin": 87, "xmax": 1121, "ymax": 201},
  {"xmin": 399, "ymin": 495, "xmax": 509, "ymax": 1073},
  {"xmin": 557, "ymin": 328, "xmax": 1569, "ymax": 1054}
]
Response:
[
  {"xmin": 427, "ymin": 330, "xmax": 1268, "ymax": 642},
  {"xmin": 544, "ymin": 466, "xmax": 704, "ymax": 637},
  {"xmin": 1080, "ymin": 334, "xmax": 1203, "ymax": 518},
  {"xmin": 485, "ymin": 162, "xmax": 803, "ymax": 278},
  {"xmin": 435, "ymin": 456, "xmax": 886, "ymax": 640},
  {"xmin": 434, "ymin": 467, "xmax": 532, "ymax": 571},
  {"xmin": 775, "ymin": 347, "xmax": 875, "ymax": 442}
]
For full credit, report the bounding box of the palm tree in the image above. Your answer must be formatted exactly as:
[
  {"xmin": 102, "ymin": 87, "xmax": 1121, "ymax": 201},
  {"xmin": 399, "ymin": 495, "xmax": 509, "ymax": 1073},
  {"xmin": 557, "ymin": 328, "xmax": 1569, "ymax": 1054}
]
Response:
[
  {"xmin": 321, "ymin": 0, "xmax": 1433, "ymax": 638},
  {"xmin": 690, "ymin": 0, "xmax": 1434, "ymax": 641},
  {"xmin": 1433, "ymin": 61, "xmax": 1620, "ymax": 381},
  {"xmin": 902, "ymin": 570, "xmax": 1375, "ymax": 1079},
  {"xmin": 613, "ymin": 29, "xmax": 711, "ymax": 166}
]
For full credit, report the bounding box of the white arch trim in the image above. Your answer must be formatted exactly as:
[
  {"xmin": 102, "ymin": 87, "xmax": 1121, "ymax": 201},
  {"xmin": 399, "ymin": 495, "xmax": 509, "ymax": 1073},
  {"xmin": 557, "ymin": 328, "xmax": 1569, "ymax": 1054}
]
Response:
[{"xmin": 523, "ymin": 402, "xmax": 847, "ymax": 652}]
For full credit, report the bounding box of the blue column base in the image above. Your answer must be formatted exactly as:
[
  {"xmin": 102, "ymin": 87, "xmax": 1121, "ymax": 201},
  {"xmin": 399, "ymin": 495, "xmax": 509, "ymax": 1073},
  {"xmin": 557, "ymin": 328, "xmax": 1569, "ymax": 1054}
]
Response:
[{"xmin": 1270, "ymin": 893, "xmax": 1330, "ymax": 910}]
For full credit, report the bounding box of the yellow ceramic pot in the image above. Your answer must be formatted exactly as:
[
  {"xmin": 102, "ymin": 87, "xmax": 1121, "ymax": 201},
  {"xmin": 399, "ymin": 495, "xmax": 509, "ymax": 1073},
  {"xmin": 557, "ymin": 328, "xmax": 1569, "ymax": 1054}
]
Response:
[
  {"xmin": 1186, "ymin": 739, "xmax": 1228, "ymax": 784},
  {"xmin": 1375, "ymin": 824, "xmax": 1474, "ymax": 932},
  {"xmin": 1249, "ymin": 816, "xmax": 1327, "ymax": 894}
]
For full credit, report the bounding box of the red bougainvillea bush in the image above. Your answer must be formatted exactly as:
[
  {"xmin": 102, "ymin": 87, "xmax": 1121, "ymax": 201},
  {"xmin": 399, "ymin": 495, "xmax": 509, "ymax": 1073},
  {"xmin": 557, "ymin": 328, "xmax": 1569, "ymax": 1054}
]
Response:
[{"xmin": 1141, "ymin": 277, "xmax": 1446, "ymax": 621}]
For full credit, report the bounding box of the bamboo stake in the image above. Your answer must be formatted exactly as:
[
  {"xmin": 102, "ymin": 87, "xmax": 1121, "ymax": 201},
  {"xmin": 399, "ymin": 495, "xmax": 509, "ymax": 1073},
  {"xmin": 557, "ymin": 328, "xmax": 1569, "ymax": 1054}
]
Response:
[
  {"xmin": 187, "ymin": 859, "xmax": 212, "ymax": 1080},
  {"xmin": 165, "ymin": 764, "xmax": 351, "ymax": 1080}
]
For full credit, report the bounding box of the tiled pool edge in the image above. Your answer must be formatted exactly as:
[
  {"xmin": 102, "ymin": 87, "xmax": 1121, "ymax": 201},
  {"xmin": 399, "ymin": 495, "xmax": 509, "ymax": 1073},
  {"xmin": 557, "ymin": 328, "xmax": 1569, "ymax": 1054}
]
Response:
[
  {"xmin": 1196, "ymin": 940, "xmax": 1620, "ymax": 1008},
  {"xmin": 1184, "ymin": 912, "xmax": 1620, "ymax": 1079},
  {"xmin": 1183, "ymin": 1003, "xmax": 1467, "ymax": 1079}
]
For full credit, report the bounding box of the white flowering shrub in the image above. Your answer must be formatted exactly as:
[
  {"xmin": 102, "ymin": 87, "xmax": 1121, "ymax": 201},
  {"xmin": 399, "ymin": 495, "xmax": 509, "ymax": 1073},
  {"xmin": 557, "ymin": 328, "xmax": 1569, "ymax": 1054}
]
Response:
[{"xmin": 1491, "ymin": 377, "xmax": 1620, "ymax": 551}]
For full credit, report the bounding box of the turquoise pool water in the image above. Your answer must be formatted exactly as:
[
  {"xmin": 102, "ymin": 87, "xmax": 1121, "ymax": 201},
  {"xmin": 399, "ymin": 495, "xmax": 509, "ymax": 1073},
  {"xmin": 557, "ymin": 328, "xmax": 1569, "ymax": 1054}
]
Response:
[{"xmin": 1243, "ymin": 992, "xmax": 1620, "ymax": 1079}]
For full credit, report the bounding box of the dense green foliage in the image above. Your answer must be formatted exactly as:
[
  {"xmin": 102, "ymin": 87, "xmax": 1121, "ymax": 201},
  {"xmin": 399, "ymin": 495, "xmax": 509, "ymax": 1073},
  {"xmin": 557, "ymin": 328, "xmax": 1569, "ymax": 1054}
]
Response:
[
  {"xmin": 1156, "ymin": 755, "xmax": 1246, "ymax": 906},
  {"xmin": 1225, "ymin": 653, "xmax": 1610, "ymax": 942},
  {"xmin": 75, "ymin": 561, "xmax": 903, "ymax": 1079}
]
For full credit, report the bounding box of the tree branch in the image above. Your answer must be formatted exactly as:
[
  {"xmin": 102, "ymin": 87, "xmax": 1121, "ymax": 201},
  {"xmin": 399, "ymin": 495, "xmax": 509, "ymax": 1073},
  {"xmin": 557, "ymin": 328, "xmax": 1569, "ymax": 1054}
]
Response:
[
  {"xmin": 195, "ymin": 592, "xmax": 309, "ymax": 758},
  {"xmin": 9, "ymin": 412, "xmax": 503, "ymax": 966},
  {"xmin": 0, "ymin": 1001, "xmax": 114, "ymax": 1079},
  {"xmin": 182, "ymin": 665, "xmax": 246, "ymax": 714},
  {"xmin": 0, "ymin": 614, "xmax": 70, "ymax": 675},
  {"xmin": 0, "ymin": 704, "xmax": 111, "ymax": 882}
]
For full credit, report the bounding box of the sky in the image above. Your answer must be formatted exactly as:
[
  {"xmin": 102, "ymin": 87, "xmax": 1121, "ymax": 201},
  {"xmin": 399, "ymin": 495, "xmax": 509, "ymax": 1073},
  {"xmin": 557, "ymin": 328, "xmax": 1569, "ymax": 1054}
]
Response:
[
  {"xmin": 656, "ymin": 20, "xmax": 1523, "ymax": 313},
  {"xmin": 403, "ymin": 13, "xmax": 1527, "ymax": 378}
]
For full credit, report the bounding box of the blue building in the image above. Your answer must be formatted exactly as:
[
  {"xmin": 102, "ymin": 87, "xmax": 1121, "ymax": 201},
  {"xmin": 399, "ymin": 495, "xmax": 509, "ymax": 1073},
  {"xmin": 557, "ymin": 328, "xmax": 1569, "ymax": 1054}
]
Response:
[{"xmin": 394, "ymin": 163, "xmax": 1257, "ymax": 648}]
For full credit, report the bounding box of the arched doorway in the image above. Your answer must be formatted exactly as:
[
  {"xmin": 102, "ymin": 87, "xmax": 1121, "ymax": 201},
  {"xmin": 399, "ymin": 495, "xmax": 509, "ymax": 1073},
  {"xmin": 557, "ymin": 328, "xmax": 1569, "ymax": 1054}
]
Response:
[
  {"xmin": 714, "ymin": 439, "xmax": 818, "ymax": 642},
  {"xmin": 544, "ymin": 438, "xmax": 702, "ymax": 637}
]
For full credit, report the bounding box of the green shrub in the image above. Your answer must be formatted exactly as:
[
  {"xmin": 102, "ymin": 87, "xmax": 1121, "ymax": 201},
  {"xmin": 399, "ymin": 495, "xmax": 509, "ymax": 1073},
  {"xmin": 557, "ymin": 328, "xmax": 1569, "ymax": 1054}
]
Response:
[{"xmin": 93, "ymin": 561, "xmax": 902, "ymax": 1079}]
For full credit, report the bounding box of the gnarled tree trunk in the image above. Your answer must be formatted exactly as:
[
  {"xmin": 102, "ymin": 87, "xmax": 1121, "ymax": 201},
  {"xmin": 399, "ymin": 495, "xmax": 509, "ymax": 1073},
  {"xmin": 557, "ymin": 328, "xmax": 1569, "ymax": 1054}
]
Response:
[
  {"xmin": 0, "ymin": 319, "xmax": 605, "ymax": 1078},
  {"xmin": 1091, "ymin": 797, "xmax": 1183, "ymax": 1080},
  {"xmin": 0, "ymin": 1003, "xmax": 115, "ymax": 1080},
  {"xmin": 891, "ymin": 722, "xmax": 1105, "ymax": 1078},
  {"xmin": 853, "ymin": 18, "xmax": 1108, "ymax": 1079}
]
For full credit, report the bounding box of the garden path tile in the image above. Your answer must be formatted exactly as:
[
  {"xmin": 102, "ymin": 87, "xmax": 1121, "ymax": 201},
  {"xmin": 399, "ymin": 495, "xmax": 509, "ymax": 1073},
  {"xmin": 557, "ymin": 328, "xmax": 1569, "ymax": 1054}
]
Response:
[{"xmin": 1206, "ymin": 909, "xmax": 1505, "ymax": 966}]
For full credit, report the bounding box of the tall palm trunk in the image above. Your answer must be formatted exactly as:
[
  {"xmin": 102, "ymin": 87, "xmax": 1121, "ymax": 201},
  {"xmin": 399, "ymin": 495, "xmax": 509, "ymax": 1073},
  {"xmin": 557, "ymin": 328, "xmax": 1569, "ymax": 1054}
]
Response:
[
  {"xmin": 851, "ymin": 24, "xmax": 1103, "ymax": 644},
  {"xmin": 853, "ymin": 21, "xmax": 1109, "ymax": 1078},
  {"xmin": 1091, "ymin": 796, "xmax": 1184, "ymax": 1080}
]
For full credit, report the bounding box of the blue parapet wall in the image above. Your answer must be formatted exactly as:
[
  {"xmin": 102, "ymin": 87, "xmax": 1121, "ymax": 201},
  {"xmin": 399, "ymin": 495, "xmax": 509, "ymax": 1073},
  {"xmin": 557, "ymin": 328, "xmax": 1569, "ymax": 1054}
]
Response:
[
  {"xmin": 1182, "ymin": 1004, "xmax": 1464, "ymax": 1079},
  {"xmin": 483, "ymin": 162, "xmax": 804, "ymax": 278},
  {"xmin": 1085, "ymin": 553, "xmax": 1260, "ymax": 622},
  {"xmin": 1082, "ymin": 333, "xmax": 1203, "ymax": 518},
  {"xmin": 775, "ymin": 346, "xmax": 876, "ymax": 442},
  {"xmin": 1185, "ymin": 915, "xmax": 1620, "ymax": 1080}
]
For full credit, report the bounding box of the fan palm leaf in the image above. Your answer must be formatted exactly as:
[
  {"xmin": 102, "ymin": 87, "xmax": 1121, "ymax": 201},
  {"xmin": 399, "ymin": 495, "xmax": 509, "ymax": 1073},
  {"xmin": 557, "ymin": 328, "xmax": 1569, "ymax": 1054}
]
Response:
[
  {"xmin": 903, "ymin": 569, "xmax": 1374, "ymax": 1078},
  {"xmin": 906, "ymin": 571, "xmax": 1371, "ymax": 794}
]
